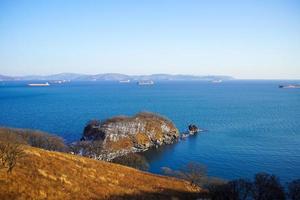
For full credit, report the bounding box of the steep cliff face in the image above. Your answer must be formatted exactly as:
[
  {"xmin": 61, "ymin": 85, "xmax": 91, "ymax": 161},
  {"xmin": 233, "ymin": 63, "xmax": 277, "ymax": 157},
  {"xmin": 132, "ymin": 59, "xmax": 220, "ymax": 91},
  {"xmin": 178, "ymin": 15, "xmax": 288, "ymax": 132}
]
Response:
[{"xmin": 82, "ymin": 112, "xmax": 179, "ymax": 159}]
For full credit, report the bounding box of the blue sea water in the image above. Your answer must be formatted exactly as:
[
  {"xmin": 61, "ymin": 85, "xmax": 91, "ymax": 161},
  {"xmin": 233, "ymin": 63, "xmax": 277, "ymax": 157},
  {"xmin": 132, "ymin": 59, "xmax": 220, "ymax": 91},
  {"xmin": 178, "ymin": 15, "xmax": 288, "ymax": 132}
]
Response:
[{"xmin": 0, "ymin": 80, "xmax": 300, "ymax": 181}]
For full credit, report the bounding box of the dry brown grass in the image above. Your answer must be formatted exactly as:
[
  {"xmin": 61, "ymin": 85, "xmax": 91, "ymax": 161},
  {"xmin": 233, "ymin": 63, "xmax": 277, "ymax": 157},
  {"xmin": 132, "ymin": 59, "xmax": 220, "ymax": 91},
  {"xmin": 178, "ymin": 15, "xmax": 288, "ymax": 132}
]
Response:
[
  {"xmin": 0, "ymin": 145, "xmax": 204, "ymax": 200},
  {"xmin": 134, "ymin": 133, "xmax": 150, "ymax": 145},
  {"xmin": 103, "ymin": 112, "xmax": 176, "ymax": 129}
]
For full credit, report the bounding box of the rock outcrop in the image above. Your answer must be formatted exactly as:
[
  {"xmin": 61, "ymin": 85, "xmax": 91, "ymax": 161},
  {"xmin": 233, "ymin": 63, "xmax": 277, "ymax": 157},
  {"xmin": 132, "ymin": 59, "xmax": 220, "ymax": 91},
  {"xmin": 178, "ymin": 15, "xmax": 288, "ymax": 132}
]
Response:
[
  {"xmin": 188, "ymin": 124, "xmax": 200, "ymax": 135},
  {"xmin": 82, "ymin": 112, "xmax": 179, "ymax": 160},
  {"xmin": 180, "ymin": 124, "xmax": 203, "ymax": 140}
]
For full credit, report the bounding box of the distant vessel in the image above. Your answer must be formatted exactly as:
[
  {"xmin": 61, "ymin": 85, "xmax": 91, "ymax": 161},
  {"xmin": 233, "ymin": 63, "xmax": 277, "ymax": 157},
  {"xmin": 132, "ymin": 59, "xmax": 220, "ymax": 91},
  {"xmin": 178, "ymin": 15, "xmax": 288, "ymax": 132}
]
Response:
[
  {"xmin": 212, "ymin": 80, "xmax": 222, "ymax": 83},
  {"xmin": 119, "ymin": 80, "xmax": 130, "ymax": 83},
  {"xmin": 52, "ymin": 80, "xmax": 70, "ymax": 84},
  {"xmin": 28, "ymin": 82, "xmax": 50, "ymax": 87},
  {"xmin": 137, "ymin": 80, "xmax": 154, "ymax": 85},
  {"xmin": 279, "ymin": 84, "xmax": 300, "ymax": 89}
]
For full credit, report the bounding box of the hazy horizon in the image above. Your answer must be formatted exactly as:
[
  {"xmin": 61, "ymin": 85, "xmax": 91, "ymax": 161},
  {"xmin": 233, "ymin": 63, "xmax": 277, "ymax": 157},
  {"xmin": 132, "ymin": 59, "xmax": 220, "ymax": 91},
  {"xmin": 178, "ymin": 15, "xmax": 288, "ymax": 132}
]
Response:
[
  {"xmin": 2, "ymin": 71, "xmax": 300, "ymax": 80},
  {"xmin": 1, "ymin": 0, "xmax": 300, "ymax": 79}
]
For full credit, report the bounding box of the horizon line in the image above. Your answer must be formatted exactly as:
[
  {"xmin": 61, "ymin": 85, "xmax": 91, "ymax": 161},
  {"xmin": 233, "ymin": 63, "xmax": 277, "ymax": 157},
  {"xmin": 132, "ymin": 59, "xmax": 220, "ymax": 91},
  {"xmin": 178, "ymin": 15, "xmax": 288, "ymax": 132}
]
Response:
[{"xmin": 1, "ymin": 72, "xmax": 300, "ymax": 80}]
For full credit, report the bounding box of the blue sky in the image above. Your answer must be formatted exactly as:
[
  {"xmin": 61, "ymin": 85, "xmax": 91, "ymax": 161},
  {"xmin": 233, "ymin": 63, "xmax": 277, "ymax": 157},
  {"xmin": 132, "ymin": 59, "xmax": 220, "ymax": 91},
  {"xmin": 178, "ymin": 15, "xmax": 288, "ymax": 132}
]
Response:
[{"xmin": 0, "ymin": 0, "xmax": 299, "ymax": 79}]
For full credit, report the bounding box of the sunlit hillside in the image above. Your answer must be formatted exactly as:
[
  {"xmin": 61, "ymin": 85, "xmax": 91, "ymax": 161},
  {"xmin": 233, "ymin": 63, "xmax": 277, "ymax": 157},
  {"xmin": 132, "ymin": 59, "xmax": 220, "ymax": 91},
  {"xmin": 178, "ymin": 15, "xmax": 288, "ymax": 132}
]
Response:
[{"xmin": 0, "ymin": 144, "xmax": 203, "ymax": 200}]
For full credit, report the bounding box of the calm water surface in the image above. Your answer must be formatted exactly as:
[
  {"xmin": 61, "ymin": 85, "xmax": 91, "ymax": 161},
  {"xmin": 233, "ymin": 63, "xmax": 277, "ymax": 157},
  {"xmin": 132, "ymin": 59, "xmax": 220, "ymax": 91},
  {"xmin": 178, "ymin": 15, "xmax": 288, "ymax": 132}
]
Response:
[{"xmin": 0, "ymin": 80, "xmax": 299, "ymax": 181}]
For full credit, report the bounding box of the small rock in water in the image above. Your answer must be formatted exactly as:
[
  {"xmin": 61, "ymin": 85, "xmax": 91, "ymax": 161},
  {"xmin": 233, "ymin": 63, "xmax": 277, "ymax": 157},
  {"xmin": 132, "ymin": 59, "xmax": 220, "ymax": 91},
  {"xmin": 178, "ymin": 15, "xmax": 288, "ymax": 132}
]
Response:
[{"xmin": 188, "ymin": 124, "xmax": 199, "ymax": 135}]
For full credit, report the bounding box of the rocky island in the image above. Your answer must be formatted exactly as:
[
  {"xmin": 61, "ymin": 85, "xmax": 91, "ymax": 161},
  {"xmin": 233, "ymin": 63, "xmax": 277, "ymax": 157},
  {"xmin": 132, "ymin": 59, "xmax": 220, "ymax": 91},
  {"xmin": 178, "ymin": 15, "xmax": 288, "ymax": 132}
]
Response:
[{"xmin": 80, "ymin": 112, "xmax": 180, "ymax": 160}]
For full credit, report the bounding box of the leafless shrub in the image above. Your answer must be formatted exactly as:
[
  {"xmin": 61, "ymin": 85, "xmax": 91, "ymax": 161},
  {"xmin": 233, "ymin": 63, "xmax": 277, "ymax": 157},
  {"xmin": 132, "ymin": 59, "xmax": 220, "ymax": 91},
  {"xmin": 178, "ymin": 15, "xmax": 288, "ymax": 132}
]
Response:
[
  {"xmin": 180, "ymin": 162, "xmax": 208, "ymax": 187},
  {"xmin": 69, "ymin": 140, "xmax": 103, "ymax": 158},
  {"xmin": 0, "ymin": 129, "xmax": 26, "ymax": 144},
  {"xmin": 69, "ymin": 141, "xmax": 89, "ymax": 155},
  {"xmin": 0, "ymin": 142, "xmax": 24, "ymax": 173},
  {"xmin": 288, "ymin": 179, "xmax": 300, "ymax": 200},
  {"xmin": 24, "ymin": 131, "xmax": 66, "ymax": 152},
  {"xmin": 112, "ymin": 153, "xmax": 149, "ymax": 171},
  {"xmin": 162, "ymin": 162, "xmax": 225, "ymax": 188},
  {"xmin": 206, "ymin": 182, "xmax": 231, "ymax": 200},
  {"xmin": 85, "ymin": 140, "xmax": 103, "ymax": 157},
  {"xmin": 207, "ymin": 178, "xmax": 253, "ymax": 200},
  {"xmin": 162, "ymin": 162, "xmax": 207, "ymax": 187},
  {"xmin": 104, "ymin": 116, "xmax": 130, "ymax": 124},
  {"xmin": 102, "ymin": 112, "xmax": 174, "ymax": 125},
  {"xmin": 207, "ymin": 173, "xmax": 286, "ymax": 200},
  {"xmin": 229, "ymin": 179, "xmax": 253, "ymax": 200},
  {"xmin": 253, "ymin": 173, "xmax": 285, "ymax": 200},
  {"xmin": 0, "ymin": 127, "xmax": 67, "ymax": 152},
  {"xmin": 135, "ymin": 111, "xmax": 174, "ymax": 125}
]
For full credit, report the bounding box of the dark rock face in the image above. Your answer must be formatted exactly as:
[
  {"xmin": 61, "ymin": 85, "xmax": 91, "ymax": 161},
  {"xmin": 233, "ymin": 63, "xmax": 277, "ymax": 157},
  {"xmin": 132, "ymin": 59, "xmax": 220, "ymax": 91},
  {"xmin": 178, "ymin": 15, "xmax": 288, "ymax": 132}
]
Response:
[
  {"xmin": 188, "ymin": 124, "xmax": 199, "ymax": 135},
  {"xmin": 82, "ymin": 112, "xmax": 179, "ymax": 160},
  {"xmin": 82, "ymin": 120, "xmax": 102, "ymax": 141}
]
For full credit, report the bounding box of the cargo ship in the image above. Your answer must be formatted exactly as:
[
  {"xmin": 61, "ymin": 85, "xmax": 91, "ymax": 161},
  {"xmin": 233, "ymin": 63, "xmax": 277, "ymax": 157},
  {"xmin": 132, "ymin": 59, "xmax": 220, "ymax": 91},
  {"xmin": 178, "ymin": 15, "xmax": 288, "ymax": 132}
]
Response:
[
  {"xmin": 211, "ymin": 79, "xmax": 222, "ymax": 83},
  {"xmin": 119, "ymin": 80, "xmax": 130, "ymax": 83},
  {"xmin": 137, "ymin": 80, "xmax": 154, "ymax": 85},
  {"xmin": 279, "ymin": 84, "xmax": 300, "ymax": 89},
  {"xmin": 28, "ymin": 82, "xmax": 50, "ymax": 87}
]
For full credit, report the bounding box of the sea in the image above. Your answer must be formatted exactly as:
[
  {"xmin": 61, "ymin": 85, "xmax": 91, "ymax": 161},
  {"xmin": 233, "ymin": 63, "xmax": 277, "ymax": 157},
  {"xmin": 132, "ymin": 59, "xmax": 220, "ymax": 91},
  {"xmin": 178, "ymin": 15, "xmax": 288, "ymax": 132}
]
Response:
[{"xmin": 0, "ymin": 80, "xmax": 299, "ymax": 182}]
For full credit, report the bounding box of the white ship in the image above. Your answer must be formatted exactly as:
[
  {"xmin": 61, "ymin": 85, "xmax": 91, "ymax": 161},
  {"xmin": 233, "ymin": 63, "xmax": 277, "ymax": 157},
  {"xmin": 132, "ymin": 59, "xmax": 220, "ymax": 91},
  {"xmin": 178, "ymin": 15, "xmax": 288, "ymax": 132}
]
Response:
[
  {"xmin": 211, "ymin": 80, "xmax": 222, "ymax": 83},
  {"xmin": 137, "ymin": 80, "xmax": 154, "ymax": 85},
  {"xmin": 279, "ymin": 84, "xmax": 300, "ymax": 89},
  {"xmin": 52, "ymin": 80, "xmax": 70, "ymax": 84},
  {"xmin": 119, "ymin": 79, "xmax": 130, "ymax": 83},
  {"xmin": 28, "ymin": 82, "xmax": 50, "ymax": 87}
]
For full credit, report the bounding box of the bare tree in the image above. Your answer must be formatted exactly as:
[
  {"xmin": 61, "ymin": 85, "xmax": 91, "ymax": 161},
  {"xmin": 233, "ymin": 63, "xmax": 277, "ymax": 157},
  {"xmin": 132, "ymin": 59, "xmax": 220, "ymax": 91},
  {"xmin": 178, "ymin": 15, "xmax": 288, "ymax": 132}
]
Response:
[
  {"xmin": 252, "ymin": 173, "xmax": 285, "ymax": 200},
  {"xmin": 0, "ymin": 127, "xmax": 67, "ymax": 152},
  {"xmin": 207, "ymin": 180, "xmax": 252, "ymax": 200},
  {"xmin": 69, "ymin": 140, "xmax": 103, "ymax": 158},
  {"xmin": 228, "ymin": 179, "xmax": 253, "ymax": 200},
  {"xmin": 206, "ymin": 182, "xmax": 231, "ymax": 200},
  {"xmin": 161, "ymin": 162, "xmax": 213, "ymax": 187},
  {"xmin": 0, "ymin": 142, "xmax": 24, "ymax": 173},
  {"xmin": 25, "ymin": 131, "xmax": 66, "ymax": 152},
  {"xmin": 112, "ymin": 153, "xmax": 149, "ymax": 171},
  {"xmin": 86, "ymin": 140, "xmax": 104, "ymax": 158},
  {"xmin": 288, "ymin": 179, "xmax": 300, "ymax": 200},
  {"xmin": 180, "ymin": 162, "xmax": 207, "ymax": 187}
]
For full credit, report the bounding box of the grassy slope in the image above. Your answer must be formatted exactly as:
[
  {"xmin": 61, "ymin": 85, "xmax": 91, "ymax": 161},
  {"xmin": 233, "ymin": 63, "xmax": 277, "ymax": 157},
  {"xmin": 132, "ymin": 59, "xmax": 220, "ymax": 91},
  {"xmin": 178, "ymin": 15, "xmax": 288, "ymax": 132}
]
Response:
[{"xmin": 0, "ymin": 145, "xmax": 204, "ymax": 200}]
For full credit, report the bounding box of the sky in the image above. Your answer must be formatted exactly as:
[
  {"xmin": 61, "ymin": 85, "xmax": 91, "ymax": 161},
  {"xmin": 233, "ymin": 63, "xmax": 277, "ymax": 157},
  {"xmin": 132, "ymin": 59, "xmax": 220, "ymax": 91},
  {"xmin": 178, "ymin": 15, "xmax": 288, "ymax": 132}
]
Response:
[{"xmin": 0, "ymin": 0, "xmax": 300, "ymax": 79}]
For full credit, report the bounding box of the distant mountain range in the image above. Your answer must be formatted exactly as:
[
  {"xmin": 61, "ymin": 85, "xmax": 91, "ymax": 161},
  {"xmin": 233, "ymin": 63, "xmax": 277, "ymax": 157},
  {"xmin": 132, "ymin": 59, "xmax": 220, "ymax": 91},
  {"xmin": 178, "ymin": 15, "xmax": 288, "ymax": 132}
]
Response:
[{"xmin": 0, "ymin": 73, "xmax": 234, "ymax": 81}]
